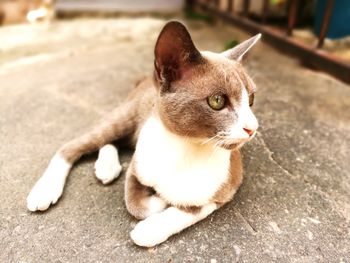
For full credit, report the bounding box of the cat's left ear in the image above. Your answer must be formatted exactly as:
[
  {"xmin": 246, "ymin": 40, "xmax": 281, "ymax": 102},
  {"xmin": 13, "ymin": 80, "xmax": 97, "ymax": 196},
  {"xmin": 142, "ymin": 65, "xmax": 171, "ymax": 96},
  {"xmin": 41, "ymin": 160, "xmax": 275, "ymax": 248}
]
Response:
[
  {"xmin": 222, "ymin": 33, "xmax": 261, "ymax": 61},
  {"xmin": 154, "ymin": 21, "xmax": 203, "ymax": 89}
]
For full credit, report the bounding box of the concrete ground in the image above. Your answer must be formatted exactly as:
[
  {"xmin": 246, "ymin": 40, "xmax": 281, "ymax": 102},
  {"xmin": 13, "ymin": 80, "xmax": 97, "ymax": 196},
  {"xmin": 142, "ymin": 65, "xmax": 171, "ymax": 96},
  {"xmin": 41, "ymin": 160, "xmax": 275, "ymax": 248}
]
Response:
[{"xmin": 1, "ymin": 17, "xmax": 349, "ymax": 263}]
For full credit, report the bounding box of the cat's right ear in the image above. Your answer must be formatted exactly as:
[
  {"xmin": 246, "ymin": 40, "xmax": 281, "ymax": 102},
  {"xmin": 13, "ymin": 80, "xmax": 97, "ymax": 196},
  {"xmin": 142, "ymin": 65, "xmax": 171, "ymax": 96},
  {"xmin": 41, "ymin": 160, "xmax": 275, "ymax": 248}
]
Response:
[
  {"xmin": 222, "ymin": 33, "xmax": 261, "ymax": 62},
  {"xmin": 154, "ymin": 21, "xmax": 203, "ymax": 90}
]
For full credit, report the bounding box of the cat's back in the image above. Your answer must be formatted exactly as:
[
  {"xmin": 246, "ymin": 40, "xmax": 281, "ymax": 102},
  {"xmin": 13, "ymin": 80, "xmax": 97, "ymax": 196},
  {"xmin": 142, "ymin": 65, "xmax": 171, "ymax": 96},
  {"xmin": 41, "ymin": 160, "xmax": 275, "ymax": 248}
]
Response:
[{"xmin": 127, "ymin": 76, "xmax": 157, "ymax": 143}]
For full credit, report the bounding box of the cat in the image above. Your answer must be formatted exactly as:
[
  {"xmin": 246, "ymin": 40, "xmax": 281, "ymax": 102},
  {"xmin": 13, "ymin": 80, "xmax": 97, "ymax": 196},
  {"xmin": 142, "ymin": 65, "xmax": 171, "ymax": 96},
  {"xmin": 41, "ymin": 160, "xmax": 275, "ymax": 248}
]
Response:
[{"xmin": 26, "ymin": 21, "xmax": 261, "ymax": 247}]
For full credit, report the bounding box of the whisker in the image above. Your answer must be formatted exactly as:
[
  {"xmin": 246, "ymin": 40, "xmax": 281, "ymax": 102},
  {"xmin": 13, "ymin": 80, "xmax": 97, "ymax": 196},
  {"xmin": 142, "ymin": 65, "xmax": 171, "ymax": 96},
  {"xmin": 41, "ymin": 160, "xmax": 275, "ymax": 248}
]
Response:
[{"xmin": 201, "ymin": 133, "xmax": 221, "ymax": 145}]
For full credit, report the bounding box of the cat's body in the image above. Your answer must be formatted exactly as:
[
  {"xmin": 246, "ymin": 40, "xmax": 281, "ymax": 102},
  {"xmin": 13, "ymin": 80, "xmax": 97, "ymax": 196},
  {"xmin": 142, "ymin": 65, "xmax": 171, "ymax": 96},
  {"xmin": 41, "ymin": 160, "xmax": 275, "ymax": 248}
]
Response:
[{"xmin": 27, "ymin": 21, "xmax": 260, "ymax": 247}]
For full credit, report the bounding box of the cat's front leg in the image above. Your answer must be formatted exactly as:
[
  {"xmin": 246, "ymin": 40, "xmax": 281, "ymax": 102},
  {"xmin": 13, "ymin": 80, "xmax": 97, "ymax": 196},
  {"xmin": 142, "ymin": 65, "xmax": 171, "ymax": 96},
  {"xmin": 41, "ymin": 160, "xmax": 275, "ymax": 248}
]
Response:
[
  {"xmin": 125, "ymin": 166, "xmax": 168, "ymax": 220},
  {"xmin": 130, "ymin": 203, "xmax": 217, "ymax": 247},
  {"xmin": 94, "ymin": 144, "xmax": 122, "ymax": 184},
  {"xmin": 27, "ymin": 153, "xmax": 71, "ymax": 211}
]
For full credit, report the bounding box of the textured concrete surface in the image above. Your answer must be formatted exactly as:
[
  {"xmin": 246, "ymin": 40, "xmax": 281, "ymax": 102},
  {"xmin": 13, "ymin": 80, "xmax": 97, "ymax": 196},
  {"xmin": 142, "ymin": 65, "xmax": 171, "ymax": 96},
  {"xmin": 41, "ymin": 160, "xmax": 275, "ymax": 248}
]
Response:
[{"xmin": 1, "ymin": 17, "xmax": 349, "ymax": 263}]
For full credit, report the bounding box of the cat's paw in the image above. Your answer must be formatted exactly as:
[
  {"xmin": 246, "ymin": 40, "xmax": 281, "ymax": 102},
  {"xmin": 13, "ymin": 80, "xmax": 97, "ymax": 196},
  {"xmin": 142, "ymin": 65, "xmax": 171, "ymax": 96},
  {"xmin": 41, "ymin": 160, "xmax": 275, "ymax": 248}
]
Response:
[
  {"xmin": 94, "ymin": 144, "xmax": 122, "ymax": 184},
  {"xmin": 144, "ymin": 196, "xmax": 167, "ymax": 217},
  {"xmin": 27, "ymin": 154, "xmax": 71, "ymax": 212},
  {"xmin": 130, "ymin": 214, "xmax": 170, "ymax": 247},
  {"xmin": 26, "ymin": 174, "xmax": 65, "ymax": 211}
]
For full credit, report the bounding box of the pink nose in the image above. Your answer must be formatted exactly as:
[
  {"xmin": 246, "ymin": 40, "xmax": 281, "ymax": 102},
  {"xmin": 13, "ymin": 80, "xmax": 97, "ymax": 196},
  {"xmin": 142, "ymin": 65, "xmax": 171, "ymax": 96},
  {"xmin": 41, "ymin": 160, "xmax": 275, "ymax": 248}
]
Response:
[{"xmin": 243, "ymin": 128, "xmax": 255, "ymax": 137}]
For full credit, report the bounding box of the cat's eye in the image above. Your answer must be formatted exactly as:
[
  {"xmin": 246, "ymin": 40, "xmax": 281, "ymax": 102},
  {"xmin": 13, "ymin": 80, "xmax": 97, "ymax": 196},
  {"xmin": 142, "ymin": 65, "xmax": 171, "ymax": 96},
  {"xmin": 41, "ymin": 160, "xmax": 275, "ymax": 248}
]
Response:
[
  {"xmin": 208, "ymin": 94, "xmax": 226, "ymax": 110},
  {"xmin": 249, "ymin": 93, "xmax": 254, "ymax": 107}
]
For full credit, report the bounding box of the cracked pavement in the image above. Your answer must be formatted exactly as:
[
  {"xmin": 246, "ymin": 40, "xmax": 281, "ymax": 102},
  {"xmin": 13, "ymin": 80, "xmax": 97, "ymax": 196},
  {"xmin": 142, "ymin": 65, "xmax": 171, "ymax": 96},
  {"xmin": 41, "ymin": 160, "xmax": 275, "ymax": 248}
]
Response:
[{"xmin": 1, "ymin": 17, "xmax": 350, "ymax": 262}]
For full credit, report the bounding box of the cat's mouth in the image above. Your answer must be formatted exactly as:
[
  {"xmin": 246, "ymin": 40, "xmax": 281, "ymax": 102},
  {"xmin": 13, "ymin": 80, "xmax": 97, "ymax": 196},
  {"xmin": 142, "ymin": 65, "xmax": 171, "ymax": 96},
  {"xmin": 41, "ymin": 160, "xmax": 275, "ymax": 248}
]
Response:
[
  {"xmin": 201, "ymin": 131, "xmax": 256, "ymax": 150},
  {"xmin": 216, "ymin": 133, "xmax": 256, "ymax": 150}
]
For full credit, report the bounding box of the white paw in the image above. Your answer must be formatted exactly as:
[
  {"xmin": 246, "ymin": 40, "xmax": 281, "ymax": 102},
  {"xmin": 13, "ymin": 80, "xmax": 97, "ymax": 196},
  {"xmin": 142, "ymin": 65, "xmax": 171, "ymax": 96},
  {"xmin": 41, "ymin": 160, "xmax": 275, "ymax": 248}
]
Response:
[
  {"xmin": 130, "ymin": 214, "xmax": 170, "ymax": 247},
  {"xmin": 94, "ymin": 144, "xmax": 122, "ymax": 184},
  {"xmin": 143, "ymin": 196, "xmax": 167, "ymax": 217},
  {"xmin": 27, "ymin": 154, "xmax": 71, "ymax": 212},
  {"xmin": 27, "ymin": 176, "xmax": 64, "ymax": 211}
]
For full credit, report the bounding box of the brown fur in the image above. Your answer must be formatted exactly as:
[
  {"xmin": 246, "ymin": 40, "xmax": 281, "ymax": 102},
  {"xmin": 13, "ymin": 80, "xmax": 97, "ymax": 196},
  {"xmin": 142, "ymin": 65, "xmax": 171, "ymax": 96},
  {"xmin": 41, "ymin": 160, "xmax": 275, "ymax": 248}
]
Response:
[
  {"xmin": 125, "ymin": 158, "xmax": 159, "ymax": 220},
  {"xmin": 176, "ymin": 205, "xmax": 202, "ymax": 214},
  {"xmin": 212, "ymin": 150, "xmax": 243, "ymax": 205},
  {"xmin": 59, "ymin": 77, "xmax": 156, "ymax": 163}
]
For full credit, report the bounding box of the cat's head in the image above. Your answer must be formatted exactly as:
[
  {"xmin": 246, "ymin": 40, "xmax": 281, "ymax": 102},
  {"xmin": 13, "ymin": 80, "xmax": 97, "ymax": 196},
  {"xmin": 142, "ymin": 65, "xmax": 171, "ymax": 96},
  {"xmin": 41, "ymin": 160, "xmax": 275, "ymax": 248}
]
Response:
[{"xmin": 154, "ymin": 21, "xmax": 260, "ymax": 150}]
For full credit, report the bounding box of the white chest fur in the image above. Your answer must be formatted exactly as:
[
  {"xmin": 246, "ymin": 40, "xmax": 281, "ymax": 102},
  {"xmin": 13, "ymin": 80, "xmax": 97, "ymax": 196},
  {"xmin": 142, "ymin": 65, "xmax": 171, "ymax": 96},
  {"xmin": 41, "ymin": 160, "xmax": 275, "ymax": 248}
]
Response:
[{"xmin": 134, "ymin": 116, "xmax": 231, "ymax": 206}]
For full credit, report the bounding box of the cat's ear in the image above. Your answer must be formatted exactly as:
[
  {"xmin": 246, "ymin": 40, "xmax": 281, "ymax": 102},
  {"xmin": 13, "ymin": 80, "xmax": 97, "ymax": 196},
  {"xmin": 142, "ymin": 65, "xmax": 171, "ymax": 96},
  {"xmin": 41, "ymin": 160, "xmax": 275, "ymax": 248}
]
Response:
[
  {"xmin": 154, "ymin": 21, "xmax": 203, "ymax": 88},
  {"xmin": 222, "ymin": 33, "xmax": 261, "ymax": 61}
]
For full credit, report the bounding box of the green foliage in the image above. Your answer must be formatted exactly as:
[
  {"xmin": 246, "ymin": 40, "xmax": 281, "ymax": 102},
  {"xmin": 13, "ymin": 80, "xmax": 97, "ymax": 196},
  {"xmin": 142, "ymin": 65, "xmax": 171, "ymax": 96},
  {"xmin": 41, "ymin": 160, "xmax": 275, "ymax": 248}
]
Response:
[
  {"xmin": 185, "ymin": 10, "xmax": 213, "ymax": 23},
  {"xmin": 223, "ymin": 39, "xmax": 239, "ymax": 51}
]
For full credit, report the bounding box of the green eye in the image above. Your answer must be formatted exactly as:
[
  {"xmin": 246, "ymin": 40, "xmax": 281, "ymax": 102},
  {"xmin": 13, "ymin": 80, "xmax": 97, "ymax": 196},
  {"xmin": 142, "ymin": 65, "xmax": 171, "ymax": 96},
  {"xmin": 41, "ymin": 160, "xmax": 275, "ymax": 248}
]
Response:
[
  {"xmin": 208, "ymin": 94, "xmax": 226, "ymax": 110},
  {"xmin": 249, "ymin": 93, "xmax": 254, "ymax": 107}
]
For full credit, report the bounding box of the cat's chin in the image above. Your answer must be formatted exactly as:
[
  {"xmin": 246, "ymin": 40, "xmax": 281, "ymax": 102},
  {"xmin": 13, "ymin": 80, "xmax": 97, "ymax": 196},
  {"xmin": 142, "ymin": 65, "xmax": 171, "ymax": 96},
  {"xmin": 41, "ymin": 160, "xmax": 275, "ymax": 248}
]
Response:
[{"xmin": 217, "ymin": 141, "xmax": 247, "ymax": 151}]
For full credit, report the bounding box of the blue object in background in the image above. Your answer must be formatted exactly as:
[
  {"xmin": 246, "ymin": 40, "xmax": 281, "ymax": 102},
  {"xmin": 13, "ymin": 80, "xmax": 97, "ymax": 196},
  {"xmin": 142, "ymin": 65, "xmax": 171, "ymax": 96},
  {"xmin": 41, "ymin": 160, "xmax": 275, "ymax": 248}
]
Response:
[{"xmin": 315, "ymin": 0, "xmax": 350, "ymax": 39}]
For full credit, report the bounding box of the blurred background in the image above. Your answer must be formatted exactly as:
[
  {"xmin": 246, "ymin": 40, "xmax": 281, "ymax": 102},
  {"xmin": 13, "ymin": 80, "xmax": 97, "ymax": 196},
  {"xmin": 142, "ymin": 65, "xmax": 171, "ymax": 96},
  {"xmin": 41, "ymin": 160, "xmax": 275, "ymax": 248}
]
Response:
[{"xmin": 1, "ymin": 0, "xmax": 350, "ymax": 82}]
